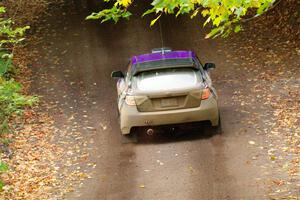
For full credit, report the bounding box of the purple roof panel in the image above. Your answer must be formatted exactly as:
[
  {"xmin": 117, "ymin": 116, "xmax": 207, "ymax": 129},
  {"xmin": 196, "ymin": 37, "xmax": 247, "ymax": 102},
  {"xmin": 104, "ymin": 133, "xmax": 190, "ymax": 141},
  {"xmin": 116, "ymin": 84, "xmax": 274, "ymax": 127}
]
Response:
[{"xmin": 131, "ymin": 51, "xmax": 195, "ymax": 65}]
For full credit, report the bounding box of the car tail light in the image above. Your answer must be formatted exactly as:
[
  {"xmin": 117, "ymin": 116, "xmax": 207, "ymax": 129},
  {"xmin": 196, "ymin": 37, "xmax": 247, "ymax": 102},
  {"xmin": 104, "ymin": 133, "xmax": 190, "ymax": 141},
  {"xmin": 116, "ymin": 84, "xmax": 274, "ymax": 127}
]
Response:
[
  {"xmin": 125, "ymin": 96, "xmax": 136, "ymax": 106},
  {"xmin": 201, "ymin": 88, "xmax": 211, "ymax": 100}
]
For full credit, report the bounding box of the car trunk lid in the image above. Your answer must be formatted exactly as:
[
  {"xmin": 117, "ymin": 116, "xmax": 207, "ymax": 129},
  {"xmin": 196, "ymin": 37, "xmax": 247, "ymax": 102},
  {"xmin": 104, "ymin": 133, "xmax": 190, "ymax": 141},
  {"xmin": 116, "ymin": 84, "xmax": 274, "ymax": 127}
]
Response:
[
  {"xmin": 134, "ymin": 90, "xmax": 202, "ymax": 112},
  {"xmin": 132, "ymin": 68, "xmax": 203, "ymax": 112}
]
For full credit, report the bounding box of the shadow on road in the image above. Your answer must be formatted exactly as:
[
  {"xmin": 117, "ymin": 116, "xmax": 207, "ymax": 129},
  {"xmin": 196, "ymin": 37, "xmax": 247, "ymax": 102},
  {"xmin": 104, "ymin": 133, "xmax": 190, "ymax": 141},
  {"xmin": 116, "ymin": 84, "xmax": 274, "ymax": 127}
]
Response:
[{"xmin": 131, "ymin": 122, "xmax": 218, "ymax": 144}]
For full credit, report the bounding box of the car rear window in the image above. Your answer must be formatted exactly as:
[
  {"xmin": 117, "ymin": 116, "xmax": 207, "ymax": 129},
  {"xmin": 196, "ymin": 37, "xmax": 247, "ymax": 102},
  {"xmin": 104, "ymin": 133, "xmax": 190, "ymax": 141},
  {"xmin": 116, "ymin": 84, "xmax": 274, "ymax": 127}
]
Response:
[{"xmin": 134, "ymin": 68, "xmax": 200, "ymax": 92}]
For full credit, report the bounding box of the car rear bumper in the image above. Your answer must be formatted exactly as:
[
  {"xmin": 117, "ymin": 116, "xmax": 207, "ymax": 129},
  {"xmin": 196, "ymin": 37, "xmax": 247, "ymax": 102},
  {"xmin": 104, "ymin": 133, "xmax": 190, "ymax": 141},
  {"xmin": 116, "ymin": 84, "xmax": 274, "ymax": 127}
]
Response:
[{"xmin": 119, "ymin": 96, "xmax": 219, "ymax": 134}]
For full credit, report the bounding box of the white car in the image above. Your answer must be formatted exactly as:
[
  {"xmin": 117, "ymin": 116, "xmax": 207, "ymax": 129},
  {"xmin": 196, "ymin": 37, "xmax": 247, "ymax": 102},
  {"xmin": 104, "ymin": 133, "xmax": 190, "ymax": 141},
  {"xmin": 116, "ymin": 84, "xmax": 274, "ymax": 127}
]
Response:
[{"xmin": 112, "ymin": 48, "xmax": 221, "ymax": 136}]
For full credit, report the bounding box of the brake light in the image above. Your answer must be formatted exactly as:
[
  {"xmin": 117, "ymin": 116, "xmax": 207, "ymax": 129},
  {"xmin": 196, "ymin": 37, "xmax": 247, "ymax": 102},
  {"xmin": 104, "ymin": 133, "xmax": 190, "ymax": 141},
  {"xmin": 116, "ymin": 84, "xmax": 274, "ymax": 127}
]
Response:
[
  {"xmin": 125, "ymin": 96, "xmax": 136, "ymax": 106},
  {"xmin": 201, "ymin": 88, "xmax": 211, "ymax": 100}
]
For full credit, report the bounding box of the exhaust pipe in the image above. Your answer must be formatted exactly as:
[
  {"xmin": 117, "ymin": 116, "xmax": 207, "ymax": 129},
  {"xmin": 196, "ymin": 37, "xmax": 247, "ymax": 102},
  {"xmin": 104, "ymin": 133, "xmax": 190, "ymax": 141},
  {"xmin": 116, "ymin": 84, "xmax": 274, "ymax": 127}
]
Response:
[{"xmin": 146, "ymin": 128, "xmax": 154, "ymax": 136}]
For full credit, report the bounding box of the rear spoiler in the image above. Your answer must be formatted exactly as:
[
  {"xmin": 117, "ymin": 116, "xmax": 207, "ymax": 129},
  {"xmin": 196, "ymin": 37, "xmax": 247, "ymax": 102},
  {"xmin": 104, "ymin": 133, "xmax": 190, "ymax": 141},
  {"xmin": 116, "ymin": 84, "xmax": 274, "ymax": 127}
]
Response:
[{"xmin": 132, "ymin": 58, "xmax": 199, "ymax": 76}]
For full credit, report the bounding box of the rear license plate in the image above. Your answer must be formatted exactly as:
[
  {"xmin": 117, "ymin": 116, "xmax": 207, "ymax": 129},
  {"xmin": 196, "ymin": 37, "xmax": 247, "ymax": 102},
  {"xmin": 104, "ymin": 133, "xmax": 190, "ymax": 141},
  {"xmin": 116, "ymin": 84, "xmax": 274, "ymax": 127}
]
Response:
[{"xmin": 161, "ymin": 98, "xmax": 178, "ymax": 107}]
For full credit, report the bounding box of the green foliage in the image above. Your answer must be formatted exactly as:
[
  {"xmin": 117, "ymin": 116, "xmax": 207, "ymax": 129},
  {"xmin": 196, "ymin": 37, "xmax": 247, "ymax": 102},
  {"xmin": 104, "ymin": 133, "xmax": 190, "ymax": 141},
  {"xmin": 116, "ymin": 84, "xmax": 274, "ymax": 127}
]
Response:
[
  {"xmin": 0, "ymin": 6, "xmax": 37, "ymax": 191},
  {"xmin": 0, "ymin": 51, "xmax": 13, "ymax": 77},
  {"xmin": 0, "ymin": 78, "xmax": 38, "ymax": 134},
  {"xmin": 86, "ymin": 0, "xmax": 276, "ymax": 38},
  {"xmin": 86, "ymin": 6, "xmax": 132, "ymax": 23},
  {"xmin": 0, "ymin": 6, "xmax": 37, "ymax": 134},
  {"xmin": 0, "ymin": 162, "xmax": 8, "ymax": 172},
  {"xmin": 0, "ymin": 161, "xmax": 8, "ymax": 190},
  {"xmin": 0, "ymin": 7, "xmax": 30, "ymax": 49},
  {"xmin": 0, "ymin": 180, "xmax": 4, "ymax": 191}
]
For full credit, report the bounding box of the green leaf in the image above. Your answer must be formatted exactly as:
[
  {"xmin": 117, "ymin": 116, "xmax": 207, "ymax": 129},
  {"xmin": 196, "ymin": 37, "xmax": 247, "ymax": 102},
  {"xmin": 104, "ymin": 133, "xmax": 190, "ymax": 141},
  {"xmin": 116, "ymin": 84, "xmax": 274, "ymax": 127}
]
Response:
[
  {"xmin": 234, "ymin": 25, "xmax": 241, "ymax": 33},
  {"xmin": 0, "ymin": 51, "xmax": 12, "ymax": 76},
  {"xmin": 150, "ymin": 14, "xmax": 161, "ymax": 26},
  {"xmin": 0, "ymin": 162, "xmax": 8, "ymax": 172},
  {"xmin": 0, "ymin": 7, "xmax": 6, "ymax": 14},
  {"xmin": 190, "ymin": 8, "xmax": 199, "ymax": 18},
  {"xmin": 201, "ymin": 9, "xmax": 209, "ymax": 17},
  {"xmin": 203, "ymin": 17, "xmax": 211, "ymax": 27},
  {"xmin": 0, "ymin": 180, "xmax": 4, "ymax": 191},
  {"xmin": 205, "ymin": 26, "xmax": 223, "ymax": 39},
  {"xmin": 142, "ymin": 8, "xmax": 156, "ymax": 17}
]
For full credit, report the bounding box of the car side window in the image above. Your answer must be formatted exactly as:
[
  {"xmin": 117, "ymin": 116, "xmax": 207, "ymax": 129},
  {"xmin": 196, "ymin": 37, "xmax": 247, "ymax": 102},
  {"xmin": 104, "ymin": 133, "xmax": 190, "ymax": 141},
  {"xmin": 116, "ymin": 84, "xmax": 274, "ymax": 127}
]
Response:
[
  {"xmin": 193, "ymin": 58, "xmax": 206, "ymax": 80},
  {"xmin": 195, "ymin": 57, "xmax": 213, "ymax": 86},
  {"xmin": 194, "ymin": 57, "xmax": 205, "ymax": 73}
]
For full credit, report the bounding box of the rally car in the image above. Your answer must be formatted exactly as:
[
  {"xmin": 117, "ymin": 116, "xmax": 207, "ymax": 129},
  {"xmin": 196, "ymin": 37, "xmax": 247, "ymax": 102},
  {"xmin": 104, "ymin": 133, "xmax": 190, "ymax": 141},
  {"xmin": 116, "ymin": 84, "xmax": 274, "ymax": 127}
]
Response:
[{"xmin": 112, "ymin": 48, "xmax": 221, "ymax": 135}]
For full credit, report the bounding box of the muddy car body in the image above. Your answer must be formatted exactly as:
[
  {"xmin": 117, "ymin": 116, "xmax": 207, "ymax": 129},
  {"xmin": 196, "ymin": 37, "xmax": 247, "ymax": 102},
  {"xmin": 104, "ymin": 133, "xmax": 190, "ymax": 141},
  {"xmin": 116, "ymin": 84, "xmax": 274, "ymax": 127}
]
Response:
[{"xmin": 112, "ymin": 49, "xmax": 220, "ymax": 135}]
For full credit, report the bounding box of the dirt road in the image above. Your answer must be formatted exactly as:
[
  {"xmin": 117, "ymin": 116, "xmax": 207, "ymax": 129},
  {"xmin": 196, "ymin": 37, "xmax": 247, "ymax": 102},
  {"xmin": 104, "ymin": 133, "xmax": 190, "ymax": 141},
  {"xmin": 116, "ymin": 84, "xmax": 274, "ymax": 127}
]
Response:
[{"xmin": 30, "ymin": 3, "xmax": 276, "ymax": 200}]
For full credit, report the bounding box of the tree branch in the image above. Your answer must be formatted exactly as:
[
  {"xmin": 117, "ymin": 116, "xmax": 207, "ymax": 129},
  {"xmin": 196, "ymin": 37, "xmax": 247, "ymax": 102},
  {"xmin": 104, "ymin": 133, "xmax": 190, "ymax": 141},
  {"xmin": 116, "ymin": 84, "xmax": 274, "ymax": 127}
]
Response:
[{"xmin": 241, "ymin": 0, "xmax": 283, "ymax": 23}]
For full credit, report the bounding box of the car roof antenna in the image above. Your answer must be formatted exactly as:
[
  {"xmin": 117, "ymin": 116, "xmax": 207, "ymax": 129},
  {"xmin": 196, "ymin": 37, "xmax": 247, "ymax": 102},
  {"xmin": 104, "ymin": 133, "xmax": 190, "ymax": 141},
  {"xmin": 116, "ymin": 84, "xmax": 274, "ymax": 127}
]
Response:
[{"xmin": 159, "ymin": 19, "xmax": 165, "ymax": 55}]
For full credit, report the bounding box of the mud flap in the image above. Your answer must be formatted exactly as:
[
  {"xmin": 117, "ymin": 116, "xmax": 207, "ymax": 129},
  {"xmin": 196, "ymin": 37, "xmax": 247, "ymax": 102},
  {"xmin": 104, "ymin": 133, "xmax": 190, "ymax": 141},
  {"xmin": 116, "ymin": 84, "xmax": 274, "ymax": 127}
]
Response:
[
  {"xmin": 212, "ymin": 115, "xmax": 222, "ymax": 135},
  {"xmin": 120, "ymin": 128, "xmax": 138, "ymax": 144}
]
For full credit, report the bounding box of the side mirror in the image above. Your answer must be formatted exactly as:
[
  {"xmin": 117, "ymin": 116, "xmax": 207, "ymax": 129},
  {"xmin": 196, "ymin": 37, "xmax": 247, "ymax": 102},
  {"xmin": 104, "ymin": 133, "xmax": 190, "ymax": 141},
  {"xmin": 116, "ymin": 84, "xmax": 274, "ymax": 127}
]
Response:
[
  {"xmin": 111, "ymin": 71, "xmax": 124, "ymax": 78},
  {"xmin": 204, "ymin": 63, "xmax": 216, "ymax": 70}
]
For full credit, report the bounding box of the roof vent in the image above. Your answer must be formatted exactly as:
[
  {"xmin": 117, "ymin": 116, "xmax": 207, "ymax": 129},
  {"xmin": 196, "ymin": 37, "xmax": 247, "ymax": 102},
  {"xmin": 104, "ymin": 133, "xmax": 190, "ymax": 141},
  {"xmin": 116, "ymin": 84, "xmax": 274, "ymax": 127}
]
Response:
[{"xmin": 151, "ymin": 47, "xmax": 172, "ymax": 54}]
